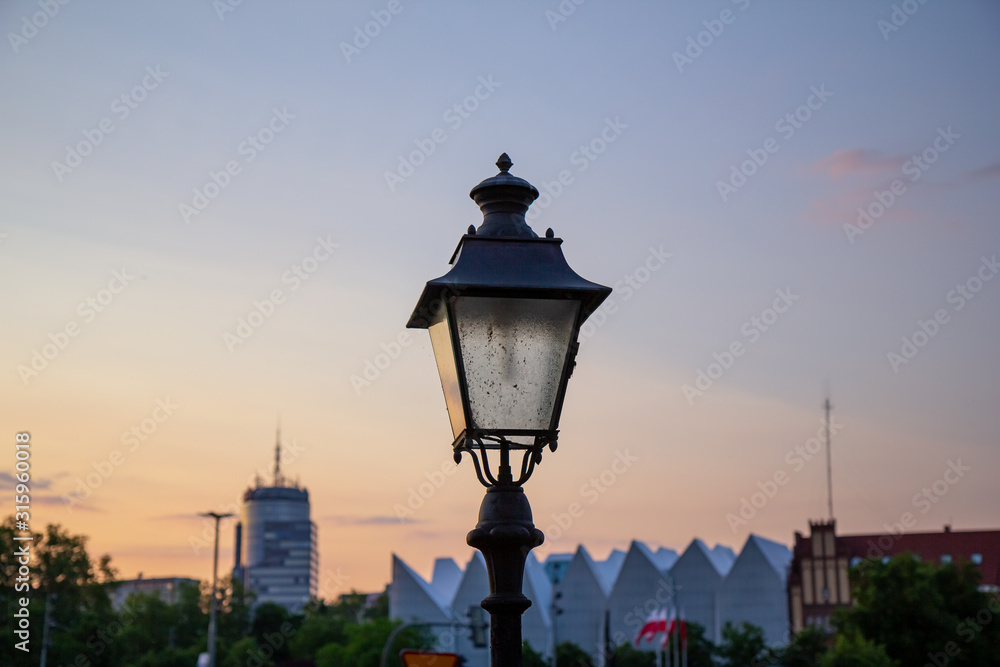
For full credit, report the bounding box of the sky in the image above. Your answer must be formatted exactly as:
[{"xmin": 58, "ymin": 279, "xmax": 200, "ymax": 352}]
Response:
[{"xmin": 2, "ymin": 1, "xmax": 999, "ymax": 596}]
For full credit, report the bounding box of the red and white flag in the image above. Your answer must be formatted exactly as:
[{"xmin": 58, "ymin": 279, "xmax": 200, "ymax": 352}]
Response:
[
  {"xmin": 661, "ymin": 609, "xmax": 677, "ymax": 647},
  {"xmin": 635, "ymin": 609, "xmax": 667, "ymax": 645}
]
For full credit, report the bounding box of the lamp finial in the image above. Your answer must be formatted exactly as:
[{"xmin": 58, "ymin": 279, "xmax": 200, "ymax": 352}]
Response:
[{"xmin": 496, "ymin": 153, "xmax": 513, "ymax": 173}]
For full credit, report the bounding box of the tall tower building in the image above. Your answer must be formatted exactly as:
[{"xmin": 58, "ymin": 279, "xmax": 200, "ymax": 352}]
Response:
[{"xmin": 234, "ymin": 427, "xmax": 318, "ymax": 613}]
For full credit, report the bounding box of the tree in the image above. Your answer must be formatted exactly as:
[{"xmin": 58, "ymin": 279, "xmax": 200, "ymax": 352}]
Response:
[
  {"xmin": 608, "ymin": 642, "xmax": 654, "ymax": 667},
  {"xmin": 834, "ymin": 554, "xmax": 1000, "ymax": 667},
  {"xmin": 557, "ymin": 640, "xmax": 595, "ymax": 667},
  {"xmin": 682, "ymin": 620, "xmax": 716, "ymax": 667},
  {"xmin": 820, "ymin": 631, "xmax": 896, "ymax": 667},
  {"xmin": 0, "ymin": 518, "xmax": 119, "ymax": 667},
  {"xmin": 222, "ymin": 637, "xmax": 259, "ymax": 667},
  {"xmin": 129, "ymin": 645, "xmax": 205, "ymax": 667},
  {"xmin": 315, "ymin": 617, "xmax": 430, "ymax": 667},
  {"xmin": 779, "ymin": 626, "xmax": 829, "ymax": 667},
  {"xmin": 216, "ymin": 574, "xmax": 252, "ymax": 648},
  {"xmin": 289, "ymin": 610, "xmax": 348, "ymax": 659},
  {"xmin": 522, "ymin": 640, "xmax": 550, "ymax": 666},
  {"xmin": 251, "ymin": 601, "xmax": 293, "ymax": 664},
  {"xmin": 170, "ymin": 579, "xmax": 207, "ymax": 651},
  {"xmin": 365, "ymin": 589, "xmax": 390, "ymax": 620},
  {"xmin": 115, "ymin": 591, "xmax": 178, "ymax": 665},
  {"xmin": 715, "ymin": 621, "xmax": 766, "ymax": 667}
]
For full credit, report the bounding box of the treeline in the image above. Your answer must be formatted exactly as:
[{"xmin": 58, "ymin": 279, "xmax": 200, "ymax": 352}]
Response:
[
  {"xmin": 528, "ymin": 554, "xmax": 1000, "ymax": 667},
  {"xmin": 0, "ymin": 517, "xmax": 428, "ymax": 667},
  {"xmin": 3, "ymin": 517, "xmax": 998, "ymax": 666}
]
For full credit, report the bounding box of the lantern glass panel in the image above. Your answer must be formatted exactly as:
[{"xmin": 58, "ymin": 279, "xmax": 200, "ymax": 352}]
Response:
[
  {"xmin": 429, "ymin": 313, "xmax": 466, "ymax": 440},
  {"xmin": 453, "ymin": 296, "xmax": 579, "ymax": 436}
]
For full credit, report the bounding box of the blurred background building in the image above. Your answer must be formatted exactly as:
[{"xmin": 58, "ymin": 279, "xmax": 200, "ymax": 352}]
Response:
[
  {"xmin": 787, "ymin": 520, "xmax": 1000, "ymax": 634},
  {"xmin": 391, "ymin": 534, "xmax": 791, "ymax": 667},
  {"xmin": 232, "ymin": 428, "xmax": 318, "ymax": 613},
  {"xmin": 111, "ymin": 574, "xmax": 199, "ymax": 610}
]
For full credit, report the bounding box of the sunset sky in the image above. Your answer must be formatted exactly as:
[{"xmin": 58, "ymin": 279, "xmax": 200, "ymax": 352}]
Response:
[{"xmin": 2, "ymin": 1, "xmax": 998, "ymax": 596}]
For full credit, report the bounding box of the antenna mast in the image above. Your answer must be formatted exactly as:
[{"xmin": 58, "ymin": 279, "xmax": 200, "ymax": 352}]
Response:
[
  {"xmin": 825, "ymin": 397, "xmax": 833, "ymax": 520},
  {"xmin": 274, "ymin": 419, "xmax": 282, "ymax": 487}
]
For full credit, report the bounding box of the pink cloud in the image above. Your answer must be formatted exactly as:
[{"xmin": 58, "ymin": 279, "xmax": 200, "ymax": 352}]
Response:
[{"xmin": 809, "ymin": 149, "xmax": 904, "ymax": 181}]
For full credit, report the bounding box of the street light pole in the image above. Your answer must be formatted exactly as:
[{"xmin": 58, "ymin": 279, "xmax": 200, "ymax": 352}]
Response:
[
  {"xmin": 466, "ymin": 471, "xmax": 544, "ymax": 666},
  {"xmin": 200, "ymin": 511, "xmax": 234, "ymax": 667},
  {"xmin": 408, "ymin": 154, "xmax": 611, "ymax": 666}
]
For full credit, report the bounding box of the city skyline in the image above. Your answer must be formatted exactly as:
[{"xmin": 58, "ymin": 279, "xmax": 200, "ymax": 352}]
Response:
[{"xmin": 2, "ymin": 1, "xmax": 998, "ymax": 595}]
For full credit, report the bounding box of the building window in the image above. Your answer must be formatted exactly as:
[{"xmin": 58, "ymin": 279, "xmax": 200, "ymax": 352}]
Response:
[
  {"xmin": 941, "ymin": 555, "xmax": 952, "ymax": 564},
  {"xmin": 850, "ymin": 557, "xmax": 862, "ymax": 568},
  {"xmin": 971, "ymin": 553, "xmax": 983, "ymax": 564},
  {"xmin": 881, "ymin": 556, "xmax": 890, "ymax": 564}
]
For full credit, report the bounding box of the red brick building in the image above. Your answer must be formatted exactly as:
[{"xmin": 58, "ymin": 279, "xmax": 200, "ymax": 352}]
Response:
[{"xmin": 787, "ymin": 520, "xmax": 1000, "ymax": 633}]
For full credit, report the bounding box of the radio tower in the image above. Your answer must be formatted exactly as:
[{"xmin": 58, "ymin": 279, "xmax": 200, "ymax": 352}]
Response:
[
  {"xmin": 273, "ymin": 419, "xmax": 283, "ymax": 487},
  {"xmin": 824, "ymin": 396, "xmax": 834, "ymax": 520}
]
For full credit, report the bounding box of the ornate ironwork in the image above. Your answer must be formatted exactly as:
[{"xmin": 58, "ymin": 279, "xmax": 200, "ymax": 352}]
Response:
[{"xmin": 452, "ymin": 434, "xmax": 558, "ymax": 488}]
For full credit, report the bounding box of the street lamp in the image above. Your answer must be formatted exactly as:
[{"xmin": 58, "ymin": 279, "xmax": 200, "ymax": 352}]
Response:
[
  {"xmin": 199, "ymin": 511, "xmax": 234, "ymax": 667},
  {"xmin": 407, "ymin": 153, "xmax": 611, "ymax": 666}
]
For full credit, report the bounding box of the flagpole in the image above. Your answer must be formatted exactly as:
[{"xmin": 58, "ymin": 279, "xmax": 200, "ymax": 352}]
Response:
[
  {"xmin": 659, "ymin": 607, "xmax": 665, "ymax": 667},
  {"xmin": 672, "ymin": 595, "xmax": 679, "ymax": 667},
  {"xmin": 681, "ymin": 607, "xmax": 687, "ymax": 667}
]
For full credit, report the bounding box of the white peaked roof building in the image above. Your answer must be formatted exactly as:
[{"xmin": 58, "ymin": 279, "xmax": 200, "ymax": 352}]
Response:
[
  {"xmin": 449, "ymin": 553, "xmax": 491, "ymax": 664},
  {"xmin": 390, "ymin": 555, "xmax": 451, "ymax": 625},
  {"xmin": 390, "ymin": 535, "xmax": 791, "ymax": 666},
  {"xmin": 668, "ymin": 539, "xmax": 735, "ymax": 644},
  {"xmin": 551, "ymin": 546, "xmax": 623, "ymax": 660},
  {"xmin": 607, "ymin": 541, "xmax": 678, "ymax": 649},
  {"xmin": 718, "ymin": 535, "xmax": 793, "ymax": 646},
  {"xmin": 522, "ymin": 554, "xmax": 554, "ymax": 656}
]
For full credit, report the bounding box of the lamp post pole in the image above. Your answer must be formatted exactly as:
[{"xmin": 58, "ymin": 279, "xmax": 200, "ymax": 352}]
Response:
[
  {"xmin": 408, "ymin": 154, "xmax": 611, "ymax": 667},
  {"xmin": 466, "ymin": 468, "xmax": 543, "ymax": 666},
  {"xmin": 200, "ymin": 511, "xmax": 234, "ymax": 667}
]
